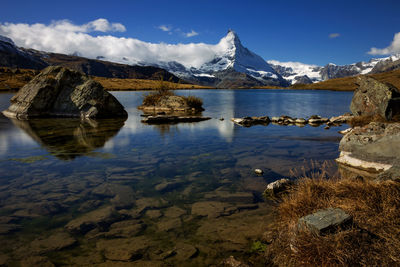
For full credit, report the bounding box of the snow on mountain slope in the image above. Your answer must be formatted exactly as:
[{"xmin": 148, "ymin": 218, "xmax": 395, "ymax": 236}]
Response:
[
  {"xmin": 267, "ymin": 60, "xmax": 322, "ymax": 84},
  {"xmin": 269, "ymin": 53, "xmax": 400, "ymax": 85},
  {"xmin": 199, "ymin": 31, "xmax": 278, "ymax": 80}
]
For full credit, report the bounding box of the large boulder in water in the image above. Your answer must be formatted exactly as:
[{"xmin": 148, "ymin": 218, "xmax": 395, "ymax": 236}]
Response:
[
  {"xmin": 2, "ymin": 66, "xmax": 127, "ymax": 119},
  {"xmin": 350, "ymin": 76, "xmax": 400, "ymax": 120}
]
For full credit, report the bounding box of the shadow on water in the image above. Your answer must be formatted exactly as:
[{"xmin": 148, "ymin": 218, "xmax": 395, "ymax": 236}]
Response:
[{"xmin": 9, "ymin": 117, "xmax": 126, "ymax": 160}]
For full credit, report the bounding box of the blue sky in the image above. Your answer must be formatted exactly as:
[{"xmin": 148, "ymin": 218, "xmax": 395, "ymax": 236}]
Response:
[{"xmin": 1, "ymin": 0, "xmax": 400, "ymax": 65}]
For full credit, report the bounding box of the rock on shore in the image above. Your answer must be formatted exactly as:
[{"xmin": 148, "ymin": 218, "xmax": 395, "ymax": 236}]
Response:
[
  {"xmin": 350, "ymin": 76, "xmax": 400, "ymax": 120},
  {"xmin": 2, "ymin": 66, "xmax": 128, "ymax": 119},
  {"xmin": 336, "ymin": 122, "xmax": 400, "ymax": 180}
]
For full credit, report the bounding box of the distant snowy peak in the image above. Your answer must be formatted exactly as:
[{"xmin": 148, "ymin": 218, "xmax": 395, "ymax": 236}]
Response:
[
  {"xmin": 199, "ymin": 30, "xmax": 280, "ymax": 82},
  {"xmin": 267, "ymin": 60, "xmax": 322, "ymax": 84},
  {"xmin": 269, "ymin": 53, "xmax": 400, "ymax": 85}
]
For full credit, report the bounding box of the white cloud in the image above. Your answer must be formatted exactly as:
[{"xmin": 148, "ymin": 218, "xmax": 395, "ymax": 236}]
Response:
[
  {"xmin": 0, "ymin": 19, "xmax": 220, "ymax": 68},
  {"xmin": 329, "ymin": 33, "xmax": 340, "ymax": 39},
  {"xmin": 368, "ymin": 32, "xmax": 400, "ymax": 55},
  {"xmin": 158, "ymin": 25, "xmax": 172, "ymax": 32},
  {"xmin": 185, "ymin": 30, "xmax": 199, "ymax": 38}
]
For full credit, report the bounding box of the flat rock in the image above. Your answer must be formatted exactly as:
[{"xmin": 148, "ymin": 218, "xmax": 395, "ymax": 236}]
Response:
[
  {"xmin": 96, "ymin": 237, "xmax": 152, "ymax": 262},
  {"xmin": 157, "ymin": 218, "xmax": 181, "ymax": 232},
  {"xmin": 65, "ymin": 206, "xmax": 123, "ymax": 234},
  {"xmin": 191, "ymin": 201, "xmax": 233, "ymax": 218},
  {"xmin": 2, "ymin": 66, "xmax": 127, "ymax": 119},
  {"xmin": 30, "ymin": 232, "xmax": 77, "ymax": 253},
  {"xmin": 164, "ymin": 206, "xmax": 186, "ymax": 218},
  {"xmin": 0, "ymin": 223, "xmax": 21, "ymax": 234},
  {"xmin": 337, "ymin": 122, "xmax": 400, "ymax": 178},
  {"xmin": 298, "ymin": 208, "xmax": 352, "ymax": 234},
  {"xmin": 203, "ymin": 191, "xmax": 254, "ymax": 204}
]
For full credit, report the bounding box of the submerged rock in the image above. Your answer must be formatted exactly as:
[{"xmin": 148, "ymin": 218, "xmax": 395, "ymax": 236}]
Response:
[
  {"xmin": 2, "ymin": 66, "xmax": 127, "ymax": 119},
  {"xmin": 141, "ymin": 115, "xmax": 211, "ymax": 124},
  {"xmin": 65, "ymin": 206, "xmax": 124, "ymax": 234},
  {"xmin": 350, "ymin": 76, "xmax": 400, "ymax": 120},
  {"xmin": 298, "ymin": 208, "xmax": 352, "ymax": 234}
]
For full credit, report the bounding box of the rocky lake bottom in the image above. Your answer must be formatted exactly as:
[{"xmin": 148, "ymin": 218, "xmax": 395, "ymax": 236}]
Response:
[{"xmin": 0, "ymin": 89, "xmax": 353, "ymax": 265}]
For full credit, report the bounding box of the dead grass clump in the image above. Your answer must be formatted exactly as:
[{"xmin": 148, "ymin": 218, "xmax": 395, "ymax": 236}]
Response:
[
  {"xmin": 267, "ymin": 177, "xmax": 400, "ymax": 266},
  {"xmin": 184, "ymin": 95, "xmax": 203, "ymax": 110},
  {"xmin": 348, "ymin": 114, "xmax": 387, "ymax": 127}
]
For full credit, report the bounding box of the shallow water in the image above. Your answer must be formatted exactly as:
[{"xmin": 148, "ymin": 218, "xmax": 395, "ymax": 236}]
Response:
[{"xmin": 0, "ymin": 89, "xmax": 352, "ymax": 265}]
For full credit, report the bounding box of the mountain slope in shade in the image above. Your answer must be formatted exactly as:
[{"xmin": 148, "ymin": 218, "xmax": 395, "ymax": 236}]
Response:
[{"xmin": 0, "ymin": 35, "xmax": 181, "ymax": 82}]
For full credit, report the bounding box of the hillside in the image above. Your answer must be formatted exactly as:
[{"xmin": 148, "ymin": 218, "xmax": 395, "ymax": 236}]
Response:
[
  {"xmin": 0, "ymin": 67, "xmax": 211, "ymax": 91},
  {"xmin": 255, "ymin": 68, "xmax": 400, "ymax": 91}
]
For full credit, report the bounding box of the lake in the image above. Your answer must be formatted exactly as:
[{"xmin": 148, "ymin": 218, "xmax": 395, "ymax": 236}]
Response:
[{"xmin": 0, "ymin": 89, "xmax": 352, "ymax": 265}]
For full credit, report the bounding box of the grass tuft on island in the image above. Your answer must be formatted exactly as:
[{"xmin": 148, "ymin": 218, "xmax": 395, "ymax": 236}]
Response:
[
  {"xmin": 265, "ymin": 177, "xmax": 400, "ymax": 266},
  {"xmin": 141, "ymin": 80, "xmax": 204, "ymax": 111}
]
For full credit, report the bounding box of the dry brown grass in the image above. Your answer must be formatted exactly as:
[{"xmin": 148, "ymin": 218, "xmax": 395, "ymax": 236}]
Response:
[
  {"xmin": 0, "ymin": 67, "xmax": 37, "ymax": 90},
  {"xmin": 266, "ymin": 177, "xmax": 400, "ymax": 266},
  {"xmin": 0, "ymin": 66, "xmax": 212, "ymax": 91},
  {"xmin": 93, "ymin": 76, "xmax": 212, "ymax": 91}
]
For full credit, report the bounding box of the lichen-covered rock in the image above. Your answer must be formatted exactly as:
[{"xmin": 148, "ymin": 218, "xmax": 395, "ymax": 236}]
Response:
[
  {"xmin": 350, "ymin": 76, "xmax": 400, "ymax": 120},
  {"xmin": 298, "ymin": 208, "xmax": 352, "ymax": 234},
  {"xmin": 2, "ymin": 66, "xmax": 127, "ymax": 119}
]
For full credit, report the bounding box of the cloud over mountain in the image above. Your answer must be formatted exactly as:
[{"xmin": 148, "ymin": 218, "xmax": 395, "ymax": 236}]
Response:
[
  {"xmin": 369, "ymin": 32, "xmax": 400, "ymax": 55},
  {"xmin": 0, "ymin": 19, "xmax": 215, "ymax": 68}
]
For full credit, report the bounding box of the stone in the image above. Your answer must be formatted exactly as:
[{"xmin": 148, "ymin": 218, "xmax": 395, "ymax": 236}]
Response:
[
  {"xmin": 203, "ymin": 191, "xmax": 254, "ymax": 204},
  {"xmin": 338, "ymin": 128, "xmax": 352, "ymax": 135},
  {"xmin": 0, "ymin": 223, "xmax": 21, "ymax": 234},
  {"xmin": 298, "ymin": 208, "xmax": 352, "ymax": 234},
  {"xmin": 350, "ymin": 76, "xmax": 400, "ymax": 120},
  {"xmin": 145, "ymin": 209, "xmax": 162, "ymax": 219},
  {"xmin": 264, "ymin": 178, "xmax": 293, "ymax": 197},
  {"xmin": 254, "ymin": 168, "xmax": 263, "ymax": 175},
  {"xmin": 65, "ymin": 206, "xmax": 124, "ymax": 234},
  {"xmin": 20, "ymin": 256, "xmax": 55, "ymax": 267},
  {"xmin": 155, "ymin": 180, "xmax": 185, "ymax": 192},
  {"xmin": 295, "ymin": 118, "xmax": 307, "ymax": 124},
  {"xmin": 191, "ymin": 201, "xmax": 233, "ymax": 218},
  {"xmin": 141, "ymin": 115, "xmax": 211, "ymax": 124},
  {"xmin": 2, "ymin": 66, "xmax": 127, "ymax": 119},
  {"xmin": 157, "ymin": 218, "xmax": 181, "ymax": 231},
  {"xmin": 231, "ymin": 116, "xmax": 270, "ymax": 127},
  {"xmin": 105, "ymin": 220, "xmax": 146, "ymax": 238},
  {"xmin": 329, "ymin": 114, "xmax": 353, "ymax": 124},
  {"xmin": 96, "ymin": 237, "xmax": 152, "ymax": 262},
  {"xmin": 164, "ymin": 206, "xmax": 186, "ymax": 218},
  {"xmin": 337, "ymin": 122, "xmax": 400, "ymax": 178},
  {"xmin": 30, "ymin": 232, "xmax": 77, "ymax": 253},
  {"xmin": 174, "ymin": 243, "xmax": 198, "ymax": 261},
  {"xmin": 220, "ymin": 256, "xmax": 249, "ymax": 267}
]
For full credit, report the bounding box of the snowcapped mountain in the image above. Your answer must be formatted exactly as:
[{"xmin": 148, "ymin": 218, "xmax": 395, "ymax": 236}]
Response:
[
  {"xmin": 154, "ymin": 30, "xmax": 287, "ymax": 87},
  {"xmin": 1, "ymin": 29, "xmax": 400, "ymax": 88},
  {"xmin": 269, "ymin": 54, "xmax": 400, "ymax": 85}
]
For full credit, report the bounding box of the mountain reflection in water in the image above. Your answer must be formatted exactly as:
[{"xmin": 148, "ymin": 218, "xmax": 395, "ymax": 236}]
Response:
[{"xmin": 9, "ymin": 117, "xmax": 126, "ymax": 160}]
